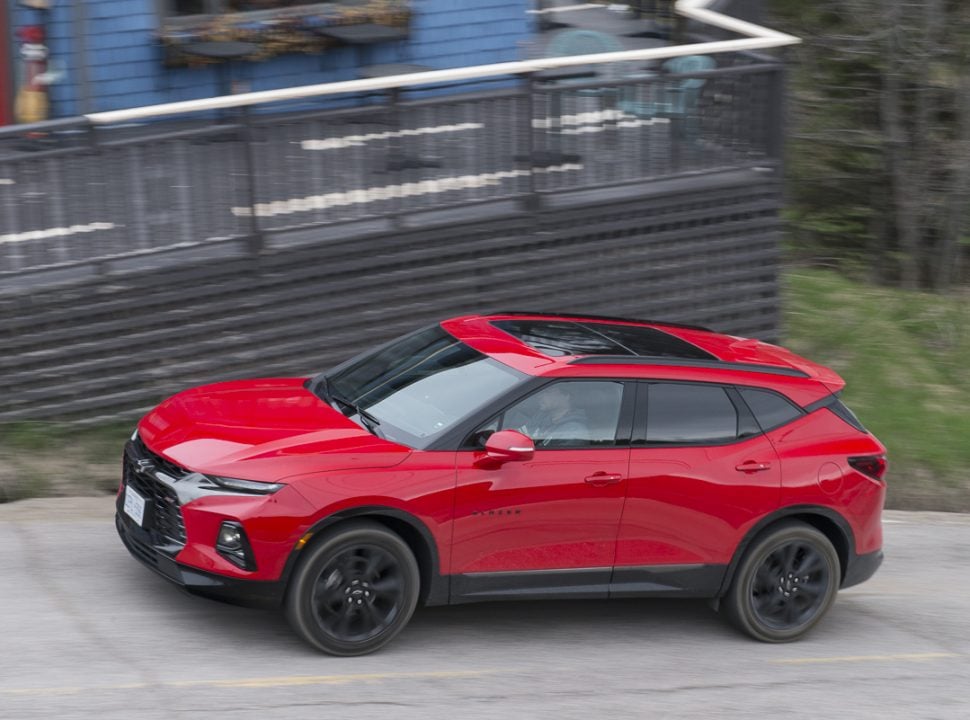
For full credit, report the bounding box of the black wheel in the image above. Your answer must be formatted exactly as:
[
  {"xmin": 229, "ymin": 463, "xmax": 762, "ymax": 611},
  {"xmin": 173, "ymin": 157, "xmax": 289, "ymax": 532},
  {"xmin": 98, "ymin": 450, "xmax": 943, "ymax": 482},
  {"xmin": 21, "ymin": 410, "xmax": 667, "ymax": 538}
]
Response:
[
  {"xmin": 722, "ymin": 521, "xmax": 840, "ymax": 642},
  {"xmin": 285, "ymin": 521, "xmax": 420, "ymax": 656}
]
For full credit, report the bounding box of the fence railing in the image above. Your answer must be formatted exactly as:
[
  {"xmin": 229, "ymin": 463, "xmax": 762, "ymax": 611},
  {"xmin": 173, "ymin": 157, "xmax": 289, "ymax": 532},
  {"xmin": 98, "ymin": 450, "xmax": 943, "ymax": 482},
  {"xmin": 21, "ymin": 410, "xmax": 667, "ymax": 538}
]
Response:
[{"xmin": 0, "ymin": 0, "xmax": 797, "ymax": 286}]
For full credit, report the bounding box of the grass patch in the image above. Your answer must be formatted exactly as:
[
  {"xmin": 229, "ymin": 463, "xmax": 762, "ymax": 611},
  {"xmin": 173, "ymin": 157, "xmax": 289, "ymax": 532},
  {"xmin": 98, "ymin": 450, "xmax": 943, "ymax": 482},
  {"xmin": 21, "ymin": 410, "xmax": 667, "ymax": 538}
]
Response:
[
  {"xmin": 784, "ymin": 269, "xmax": 970, "ymax": 509},
  {"xmin": 0, "ymin": 422, "xmax": 129, "ymax": 503}
]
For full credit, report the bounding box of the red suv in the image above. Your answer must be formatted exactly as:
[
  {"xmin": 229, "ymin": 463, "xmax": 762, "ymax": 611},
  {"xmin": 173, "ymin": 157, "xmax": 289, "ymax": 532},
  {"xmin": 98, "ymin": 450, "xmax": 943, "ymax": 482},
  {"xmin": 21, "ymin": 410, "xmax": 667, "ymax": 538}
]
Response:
[{"xmin": 117, "ymin": 313, "xmax": 887, "ymax": 655}]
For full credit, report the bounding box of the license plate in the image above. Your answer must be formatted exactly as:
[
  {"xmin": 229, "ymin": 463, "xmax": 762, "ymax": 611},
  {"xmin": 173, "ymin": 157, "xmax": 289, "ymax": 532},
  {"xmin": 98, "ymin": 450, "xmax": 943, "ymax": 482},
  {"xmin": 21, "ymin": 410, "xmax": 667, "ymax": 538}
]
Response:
[{"xmin": 123, "ymin": 485, "xmax": 146, "ymax": 527}]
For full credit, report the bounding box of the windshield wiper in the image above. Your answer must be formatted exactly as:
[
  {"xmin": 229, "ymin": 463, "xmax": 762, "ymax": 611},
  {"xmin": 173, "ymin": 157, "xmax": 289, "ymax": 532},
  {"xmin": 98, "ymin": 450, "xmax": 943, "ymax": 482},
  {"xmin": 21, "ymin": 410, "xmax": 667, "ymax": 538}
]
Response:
[
  {"xmin": 354, "ymin": 408, "xmax": 382, "ymax": 437},
  {"xmin": 330, "ymin": 392, "xmax": 383, "ymax": 438},
  {"xmin": 310, "ymin": 374, "xmax": 382, "ymax": 437}
]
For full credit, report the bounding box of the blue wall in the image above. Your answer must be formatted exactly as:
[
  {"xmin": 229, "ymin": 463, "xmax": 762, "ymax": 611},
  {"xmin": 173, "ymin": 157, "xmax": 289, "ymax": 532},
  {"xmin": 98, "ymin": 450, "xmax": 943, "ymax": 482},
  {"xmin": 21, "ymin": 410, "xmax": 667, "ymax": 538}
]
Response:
[{"xmin": 11, "ymin": 0, "xmax": 533, "ymax": 118}]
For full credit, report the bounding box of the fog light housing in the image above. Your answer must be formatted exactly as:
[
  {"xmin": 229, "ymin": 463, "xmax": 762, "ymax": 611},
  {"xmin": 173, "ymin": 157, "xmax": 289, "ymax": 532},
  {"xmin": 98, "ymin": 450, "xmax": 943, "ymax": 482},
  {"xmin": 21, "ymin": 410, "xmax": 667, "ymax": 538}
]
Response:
[{"xmin": 215, "ymin": 521, "xmax": 256, "ymax": 570}]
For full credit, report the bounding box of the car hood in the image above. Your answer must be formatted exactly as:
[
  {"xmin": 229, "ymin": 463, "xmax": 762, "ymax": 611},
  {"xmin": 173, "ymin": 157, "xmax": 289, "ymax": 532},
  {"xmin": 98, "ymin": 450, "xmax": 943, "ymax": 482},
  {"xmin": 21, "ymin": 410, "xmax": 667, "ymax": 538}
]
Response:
[{"xmin": 137, "ymin": 378, "xmax": 411, "ymax": 483}]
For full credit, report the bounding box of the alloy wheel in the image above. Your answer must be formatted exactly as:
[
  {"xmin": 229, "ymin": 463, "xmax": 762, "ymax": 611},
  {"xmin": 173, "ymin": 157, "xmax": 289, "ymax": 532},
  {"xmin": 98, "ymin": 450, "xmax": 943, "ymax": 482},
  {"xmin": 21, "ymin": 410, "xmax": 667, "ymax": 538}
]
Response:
[
  {"xmin": 311, "ymin": 544, "xmax": 406, "ymax": 642},
  {"xmin": 749, "ymin": 540, "xmax": 832, "ymax": 631}
]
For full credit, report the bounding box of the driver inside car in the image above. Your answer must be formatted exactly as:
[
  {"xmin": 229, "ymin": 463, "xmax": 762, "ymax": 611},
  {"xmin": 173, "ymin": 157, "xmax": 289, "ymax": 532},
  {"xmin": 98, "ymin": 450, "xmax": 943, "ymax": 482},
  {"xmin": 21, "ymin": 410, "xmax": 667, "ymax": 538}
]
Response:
[{"xmin": 505, "ymin": 384, "xmax": 588, "ymax": 447}]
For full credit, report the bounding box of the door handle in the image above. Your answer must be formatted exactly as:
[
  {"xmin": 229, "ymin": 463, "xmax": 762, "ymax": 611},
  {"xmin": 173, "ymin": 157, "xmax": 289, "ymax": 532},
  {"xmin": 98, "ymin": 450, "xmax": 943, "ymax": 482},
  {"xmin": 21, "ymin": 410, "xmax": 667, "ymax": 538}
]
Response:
[
  {"xmin": 735, "ymin": 461, "xmax": 772, "ymax": 474},
  {"xmin": 584, "ymin": 472, "xmax": 624, "ymax": 486}
]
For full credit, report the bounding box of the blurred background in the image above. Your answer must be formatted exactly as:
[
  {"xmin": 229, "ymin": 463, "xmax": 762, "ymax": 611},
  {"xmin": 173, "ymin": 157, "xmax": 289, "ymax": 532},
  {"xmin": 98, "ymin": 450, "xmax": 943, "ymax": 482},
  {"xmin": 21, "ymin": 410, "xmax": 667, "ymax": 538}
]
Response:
[{"xmin": 0, "ymin": 0, "xmax": 967, "ymax": 510}]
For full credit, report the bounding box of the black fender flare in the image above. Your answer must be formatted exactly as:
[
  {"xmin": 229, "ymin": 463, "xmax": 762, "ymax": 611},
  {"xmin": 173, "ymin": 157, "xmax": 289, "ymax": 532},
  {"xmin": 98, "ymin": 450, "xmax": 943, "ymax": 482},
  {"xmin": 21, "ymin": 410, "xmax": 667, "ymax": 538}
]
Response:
[
  {"xmin": 716, "ymin": 505, "xmax": 857, "ymax": 597},
  {"xmin": 278, "ymin": 505, "xmax": 448, "ymax": 606}
]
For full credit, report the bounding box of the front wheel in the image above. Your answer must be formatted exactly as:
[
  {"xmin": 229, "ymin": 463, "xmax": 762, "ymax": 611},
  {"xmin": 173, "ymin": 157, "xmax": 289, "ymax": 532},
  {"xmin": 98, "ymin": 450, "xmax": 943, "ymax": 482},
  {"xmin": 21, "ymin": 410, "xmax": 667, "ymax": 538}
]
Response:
[
  {"xmin": 285, "ymin": 521, "xmax": 420, "ymax": 656},
  {"xmin": 722, "ymin": 521, "xmax": 840, "ymax": 642}
]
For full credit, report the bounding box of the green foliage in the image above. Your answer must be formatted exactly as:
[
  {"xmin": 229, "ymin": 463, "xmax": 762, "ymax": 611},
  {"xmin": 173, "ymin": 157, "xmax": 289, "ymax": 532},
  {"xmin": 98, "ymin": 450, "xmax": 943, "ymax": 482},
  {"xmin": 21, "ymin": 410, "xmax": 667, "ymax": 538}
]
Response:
[
  {"xmin": 769, "ymin": 0, "xmax": 969, "ymax": 288},
  {"xmin": 785, "ymin": 269, "xmax": 970, "ymax": 509}
]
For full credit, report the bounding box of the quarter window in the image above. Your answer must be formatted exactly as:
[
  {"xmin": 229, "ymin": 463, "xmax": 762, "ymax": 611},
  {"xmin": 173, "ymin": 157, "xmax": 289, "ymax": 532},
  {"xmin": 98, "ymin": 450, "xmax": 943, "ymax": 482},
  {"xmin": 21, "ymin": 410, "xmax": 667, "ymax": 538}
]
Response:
[
  {"xmin": 645, "ymin": 383, "xmax": 739, "ymax": 444},
  {"xmin": 738, "ymin": 387, "xmax": 803, "ymax": 431}
]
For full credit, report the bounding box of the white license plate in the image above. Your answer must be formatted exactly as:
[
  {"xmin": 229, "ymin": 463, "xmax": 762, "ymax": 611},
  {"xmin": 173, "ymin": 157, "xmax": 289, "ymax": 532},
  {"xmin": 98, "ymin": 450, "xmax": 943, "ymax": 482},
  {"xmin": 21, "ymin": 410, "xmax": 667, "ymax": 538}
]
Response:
[{"xmin": 123, "ymin": 485, "xmax": 146, "ymax": 527}]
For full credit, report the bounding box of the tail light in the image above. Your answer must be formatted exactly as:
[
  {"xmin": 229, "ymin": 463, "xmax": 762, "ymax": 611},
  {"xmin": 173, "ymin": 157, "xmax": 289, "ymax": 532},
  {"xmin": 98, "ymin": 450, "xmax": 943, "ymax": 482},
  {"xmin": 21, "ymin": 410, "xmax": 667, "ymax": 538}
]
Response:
[{"xmin": 849, "ymin": 455, "xmax": 888, "ymax": 481}]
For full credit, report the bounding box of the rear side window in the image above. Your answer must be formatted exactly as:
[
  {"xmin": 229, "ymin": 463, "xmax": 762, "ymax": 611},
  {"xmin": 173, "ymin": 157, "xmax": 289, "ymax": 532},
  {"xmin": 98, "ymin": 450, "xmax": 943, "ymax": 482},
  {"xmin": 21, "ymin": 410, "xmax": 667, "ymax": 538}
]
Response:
[
  {"xmin": 738, "ymin": 387, "xmax": 804, "ymax": 431},
  {"xmin": 646, "ymin": 383, "xmax": 738, "ymax": 444}
]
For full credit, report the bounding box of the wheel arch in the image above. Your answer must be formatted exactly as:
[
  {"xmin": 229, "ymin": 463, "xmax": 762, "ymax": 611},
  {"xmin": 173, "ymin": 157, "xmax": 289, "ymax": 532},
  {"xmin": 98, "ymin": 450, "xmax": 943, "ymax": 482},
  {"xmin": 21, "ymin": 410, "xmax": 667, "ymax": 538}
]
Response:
[
  {"xmin": 280, "ymin": 506, "xmax": 448, "ymax": 607},
  {"xmin": 717, "ymin": 505, "xmax": 856, "ymax": 597}
]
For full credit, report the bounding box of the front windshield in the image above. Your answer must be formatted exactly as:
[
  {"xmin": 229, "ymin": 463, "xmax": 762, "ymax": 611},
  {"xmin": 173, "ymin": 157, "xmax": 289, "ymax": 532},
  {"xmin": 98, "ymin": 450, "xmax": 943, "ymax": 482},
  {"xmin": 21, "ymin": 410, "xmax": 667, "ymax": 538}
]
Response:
[{"xmin": 317, "ymin": 325, "xmax": 525, "ymax": 449}]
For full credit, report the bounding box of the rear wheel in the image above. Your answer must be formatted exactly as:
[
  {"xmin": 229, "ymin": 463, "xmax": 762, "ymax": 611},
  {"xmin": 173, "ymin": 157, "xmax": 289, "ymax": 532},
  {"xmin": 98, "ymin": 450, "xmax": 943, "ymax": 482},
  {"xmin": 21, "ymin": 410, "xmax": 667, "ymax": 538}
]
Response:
[
  {"xmin": 723, "ymin": 521, "xmax": 840, "ymax": 642},
  {"xmin": 285, "ymin": 521, "xmax": 420, "ymax": 656}
]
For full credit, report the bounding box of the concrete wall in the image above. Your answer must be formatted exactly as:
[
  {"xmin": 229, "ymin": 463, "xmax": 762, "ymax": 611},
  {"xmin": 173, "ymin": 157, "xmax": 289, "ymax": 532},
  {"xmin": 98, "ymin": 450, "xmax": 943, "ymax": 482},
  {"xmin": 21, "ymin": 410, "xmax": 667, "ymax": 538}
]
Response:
[{"xmin": 10, "ymin": 0, "xmax": 532, "ymax": 118}]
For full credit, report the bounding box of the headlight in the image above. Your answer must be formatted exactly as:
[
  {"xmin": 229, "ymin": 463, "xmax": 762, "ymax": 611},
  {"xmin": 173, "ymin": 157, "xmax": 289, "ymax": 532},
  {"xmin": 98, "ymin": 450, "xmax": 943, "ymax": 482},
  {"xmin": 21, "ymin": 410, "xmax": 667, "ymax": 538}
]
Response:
[
  {"xmin": 208, "ymin": 476, "xmax": 284, "ymax": 495},
  {"xmin": 130, "ymin": 427, "xmax": 139, "ymax": 442}
]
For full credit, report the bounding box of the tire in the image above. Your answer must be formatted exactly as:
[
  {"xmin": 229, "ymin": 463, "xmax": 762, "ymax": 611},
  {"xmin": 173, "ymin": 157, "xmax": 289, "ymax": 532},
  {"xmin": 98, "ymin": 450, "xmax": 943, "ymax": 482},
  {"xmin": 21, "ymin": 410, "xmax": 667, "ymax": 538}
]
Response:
[
  {"xmin": 722, "ymin": 521, "xmax": 840, "ymax": 643},
  {"xmin": 285, "ymin": 521, "xmax": 420, "ymax": 656}
]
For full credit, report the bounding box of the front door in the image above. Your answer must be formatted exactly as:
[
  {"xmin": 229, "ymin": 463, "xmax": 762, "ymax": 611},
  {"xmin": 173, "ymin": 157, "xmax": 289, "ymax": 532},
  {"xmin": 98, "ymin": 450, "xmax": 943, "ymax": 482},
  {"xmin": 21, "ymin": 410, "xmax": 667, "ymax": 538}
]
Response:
[{"xmin": 450, "ymin": 379, "xmax": 634, "ymax": 600}]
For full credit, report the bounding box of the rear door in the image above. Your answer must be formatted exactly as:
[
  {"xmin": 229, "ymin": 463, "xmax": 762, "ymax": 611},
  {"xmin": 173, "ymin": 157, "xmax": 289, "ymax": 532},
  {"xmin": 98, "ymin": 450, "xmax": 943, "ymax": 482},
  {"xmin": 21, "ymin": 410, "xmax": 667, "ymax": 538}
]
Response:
[
  {"xmin": 451, "ymin": 379, "xmax": 634, "ymax": 600},
  {"xmin": 613, "ymin": 381, "xmax": 782, "ymax": 596}
]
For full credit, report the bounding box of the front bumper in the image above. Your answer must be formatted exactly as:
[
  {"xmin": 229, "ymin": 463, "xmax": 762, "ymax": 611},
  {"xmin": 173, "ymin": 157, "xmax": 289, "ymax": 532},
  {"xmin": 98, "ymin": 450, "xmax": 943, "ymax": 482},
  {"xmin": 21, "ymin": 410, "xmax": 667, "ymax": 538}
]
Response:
[
  {"xmin": 116, "ymin": 511, "xmax": 285, "ymax": 608},
  {"xmin": 116, "ymin": 436, "xmax": 304, "ymax": 605}
]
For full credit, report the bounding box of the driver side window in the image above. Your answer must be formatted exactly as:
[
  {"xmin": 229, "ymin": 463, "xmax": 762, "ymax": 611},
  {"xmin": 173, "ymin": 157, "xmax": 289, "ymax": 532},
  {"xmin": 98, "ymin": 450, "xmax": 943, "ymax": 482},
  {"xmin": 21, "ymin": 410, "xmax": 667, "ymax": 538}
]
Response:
[{"xmin": 475, "ymin": 381, "xmax": 626, "ymax": 449}]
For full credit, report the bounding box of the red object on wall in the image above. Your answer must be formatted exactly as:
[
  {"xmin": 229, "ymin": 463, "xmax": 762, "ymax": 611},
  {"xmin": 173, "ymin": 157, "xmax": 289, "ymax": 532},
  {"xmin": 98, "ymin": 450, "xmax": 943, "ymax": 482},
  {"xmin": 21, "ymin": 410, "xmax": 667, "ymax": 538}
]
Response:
[
  {"xmin": 0, "ymin": 7, "xmax": 13, "ymax": 126},
  {"xmin": 14, "ymin": 24, "xmax": 49, "ymax": 124}
]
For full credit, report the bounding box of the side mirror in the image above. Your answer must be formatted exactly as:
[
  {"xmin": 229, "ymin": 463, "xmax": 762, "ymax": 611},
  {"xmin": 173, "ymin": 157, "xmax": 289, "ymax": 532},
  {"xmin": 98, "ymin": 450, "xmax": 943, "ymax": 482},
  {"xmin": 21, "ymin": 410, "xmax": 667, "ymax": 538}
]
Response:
[{"xmin": 483, "ymin": 429, "xmax": 535, "ymax": 464}]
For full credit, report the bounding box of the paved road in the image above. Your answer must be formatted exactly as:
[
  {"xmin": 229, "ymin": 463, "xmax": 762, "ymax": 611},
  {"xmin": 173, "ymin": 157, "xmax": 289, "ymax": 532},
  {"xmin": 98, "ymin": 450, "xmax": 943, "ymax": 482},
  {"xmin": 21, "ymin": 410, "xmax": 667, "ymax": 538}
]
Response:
[{"xmin": 1, "ymin": 499, "xmax": 967, "ymax": 719}]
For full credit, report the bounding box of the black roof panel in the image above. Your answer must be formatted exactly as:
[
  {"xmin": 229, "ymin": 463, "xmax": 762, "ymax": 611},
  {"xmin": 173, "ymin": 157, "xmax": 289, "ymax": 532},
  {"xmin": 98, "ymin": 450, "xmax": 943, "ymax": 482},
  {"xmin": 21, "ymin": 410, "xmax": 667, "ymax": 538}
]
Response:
[{"xmin": 491, "ymin": 319, "xmax": 717, "ymax": 360}]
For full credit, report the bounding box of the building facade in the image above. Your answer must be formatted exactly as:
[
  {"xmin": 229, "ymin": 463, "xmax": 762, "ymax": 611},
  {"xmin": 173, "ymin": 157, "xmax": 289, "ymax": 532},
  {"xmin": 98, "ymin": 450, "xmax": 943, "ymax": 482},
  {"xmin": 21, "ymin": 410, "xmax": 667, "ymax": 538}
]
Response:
[{"xmin": 6, "ymin": 0, "xmax": 531, "ymax": 121}]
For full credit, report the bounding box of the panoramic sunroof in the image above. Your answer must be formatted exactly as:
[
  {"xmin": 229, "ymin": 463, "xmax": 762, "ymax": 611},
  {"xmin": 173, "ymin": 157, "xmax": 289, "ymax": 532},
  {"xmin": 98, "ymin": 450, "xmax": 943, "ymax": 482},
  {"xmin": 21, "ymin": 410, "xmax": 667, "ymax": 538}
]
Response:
[{"xmin": 491, "ymin": 320, "xmax": 716, "ymax": 360}]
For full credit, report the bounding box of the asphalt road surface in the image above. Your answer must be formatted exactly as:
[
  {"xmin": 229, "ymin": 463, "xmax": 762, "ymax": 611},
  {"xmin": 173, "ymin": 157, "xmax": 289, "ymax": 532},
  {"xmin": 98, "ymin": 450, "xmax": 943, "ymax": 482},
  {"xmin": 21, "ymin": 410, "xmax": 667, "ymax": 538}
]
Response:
[{"xmin": 1, "ymin": 498, "xmax": 968, "ymax": 719}]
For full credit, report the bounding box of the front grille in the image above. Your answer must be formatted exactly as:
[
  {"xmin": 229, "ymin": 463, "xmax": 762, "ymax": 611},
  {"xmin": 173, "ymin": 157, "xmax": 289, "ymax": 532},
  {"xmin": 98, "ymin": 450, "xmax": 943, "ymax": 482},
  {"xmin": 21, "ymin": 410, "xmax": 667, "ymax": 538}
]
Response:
[
  {"xmin": 123, "ymin": 444, "xmax": 187, "ymax": 546},
  {"xmin": 118, "ymin": 515, "xmax": 159, "ymax": 566},
  {"xmin": 133, "ymin": 437, "xmax": 189, "ymax": 480}
]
